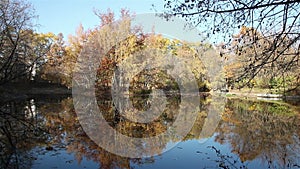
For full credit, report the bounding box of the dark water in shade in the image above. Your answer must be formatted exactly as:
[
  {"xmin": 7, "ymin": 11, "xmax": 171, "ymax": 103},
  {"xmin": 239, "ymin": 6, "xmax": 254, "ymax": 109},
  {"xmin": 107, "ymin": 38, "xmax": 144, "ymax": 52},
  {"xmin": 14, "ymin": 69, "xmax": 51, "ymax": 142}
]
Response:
[{"xmin": 0, "ymin": 94, "xmax": 299, "ymax": 169}]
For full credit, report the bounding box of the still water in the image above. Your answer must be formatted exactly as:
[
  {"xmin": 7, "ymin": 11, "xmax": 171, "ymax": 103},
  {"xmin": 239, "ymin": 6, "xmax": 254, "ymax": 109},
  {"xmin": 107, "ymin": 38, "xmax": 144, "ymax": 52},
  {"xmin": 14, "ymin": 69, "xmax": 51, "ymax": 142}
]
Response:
[{"xmin": 0, "ymin": 93, "xmax": 299, "ymax": 169}]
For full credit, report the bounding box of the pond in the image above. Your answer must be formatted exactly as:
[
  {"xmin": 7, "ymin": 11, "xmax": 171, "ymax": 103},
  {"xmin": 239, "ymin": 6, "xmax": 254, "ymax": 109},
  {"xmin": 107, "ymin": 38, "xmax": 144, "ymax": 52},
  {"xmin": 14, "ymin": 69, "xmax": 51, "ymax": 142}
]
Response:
[{"xmin": 0, "ymin": 93, "xmax": 300, "ymax": 169}]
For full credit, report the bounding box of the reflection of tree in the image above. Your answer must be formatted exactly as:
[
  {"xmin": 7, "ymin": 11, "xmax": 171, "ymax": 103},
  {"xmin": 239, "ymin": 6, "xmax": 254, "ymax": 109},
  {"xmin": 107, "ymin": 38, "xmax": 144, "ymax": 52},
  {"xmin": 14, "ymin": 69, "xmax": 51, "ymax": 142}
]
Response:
[
  {"xmin": 216, "ymin": 98, "xmax": 300, "ymax": 168},
  {"xmin": 0, "ymin": 99, "xmax": 48, "ymax": 169},
  {"xmin": 208, "ymin": 145, "xmax": 247, "ymax": 169},
  {"xmin": 95, "ymin": 93, "xmax": 182, "ymax": 156},
  {"xmin": 40, "ymin": 98, "xmax": 148, "ymax": 169},
  {"xmin": 185, "ymin": 94, "xmax": 224, "ymax": 141},
  {"xmin": 101, "ymin": 71, "xmax": 181, "ymax": 138},
  {"xmin": 41, "ymin": 94, "xmax": 210, "ymax": 168},
  {"xmin": 2, "ymin": 95, "xmax": 300, "ymax": 168},
  {"xmin": 43, "ymin": 96, "xmax": 190, "ymax": 168},
  {"xmin": 98, "ymin": 96, "xmax": 169, "ymax": 138}
]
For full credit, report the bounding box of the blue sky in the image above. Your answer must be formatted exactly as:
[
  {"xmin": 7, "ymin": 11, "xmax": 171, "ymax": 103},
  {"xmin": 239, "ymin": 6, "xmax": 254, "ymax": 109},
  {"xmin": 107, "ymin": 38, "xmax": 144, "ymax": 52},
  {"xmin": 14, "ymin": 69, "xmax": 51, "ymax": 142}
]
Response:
[{"xmin": 29, "ymin": 0, "xmax": 165, "ymax": 38}]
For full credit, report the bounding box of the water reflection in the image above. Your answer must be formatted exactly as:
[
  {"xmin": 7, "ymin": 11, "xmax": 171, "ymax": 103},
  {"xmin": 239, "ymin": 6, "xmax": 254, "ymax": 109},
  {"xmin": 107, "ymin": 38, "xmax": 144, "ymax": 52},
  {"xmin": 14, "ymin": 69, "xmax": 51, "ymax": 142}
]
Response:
[
  {"xmin": 216, "ymin": 99, "xmax": 300, "ymax": 168},
  {"xmin": 0, "ymin": 95, "xmax": 299, "ymax": 168},
  {"xmin": 0, "ymin": 99, "xmax": 48, "ymax": 169}
]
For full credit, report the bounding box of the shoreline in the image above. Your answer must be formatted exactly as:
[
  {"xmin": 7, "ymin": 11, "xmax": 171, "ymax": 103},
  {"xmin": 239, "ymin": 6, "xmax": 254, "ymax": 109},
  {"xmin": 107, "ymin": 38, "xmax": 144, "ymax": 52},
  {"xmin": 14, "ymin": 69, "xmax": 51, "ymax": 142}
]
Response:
[
  {"xmin": 1, "ymin": 83, "xmax": 299, "ymax": 104},
  {"xmin": 0, "ymin": 82, "xmax": 71, "ymax": 103},
  {"xmin": 224, "ymin": 89, "xmax": 300, "ymax": 100}
]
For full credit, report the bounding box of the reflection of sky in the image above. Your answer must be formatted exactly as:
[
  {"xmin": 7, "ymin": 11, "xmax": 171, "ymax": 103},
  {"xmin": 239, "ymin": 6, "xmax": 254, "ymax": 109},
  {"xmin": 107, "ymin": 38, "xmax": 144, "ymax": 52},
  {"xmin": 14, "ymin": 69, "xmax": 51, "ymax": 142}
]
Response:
[
  {"xmin": 28, "ymin": 0, "xmax": 164, "ymax": 37},
  {"xmin": 31, "ymin": 147, "xmax": 99, "ymax": 169},
  {"xmin": 130, "ymin": 136, "xmax": 268, "ymax": 169}
]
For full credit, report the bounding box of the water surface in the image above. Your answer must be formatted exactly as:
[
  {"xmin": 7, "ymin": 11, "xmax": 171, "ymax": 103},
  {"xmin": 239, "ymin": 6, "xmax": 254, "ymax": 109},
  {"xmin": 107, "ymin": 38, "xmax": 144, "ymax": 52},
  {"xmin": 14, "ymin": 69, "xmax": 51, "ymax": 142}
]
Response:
[{"xmin": 1, "ymin": 94, "xmax": 299, "ymax": 169}]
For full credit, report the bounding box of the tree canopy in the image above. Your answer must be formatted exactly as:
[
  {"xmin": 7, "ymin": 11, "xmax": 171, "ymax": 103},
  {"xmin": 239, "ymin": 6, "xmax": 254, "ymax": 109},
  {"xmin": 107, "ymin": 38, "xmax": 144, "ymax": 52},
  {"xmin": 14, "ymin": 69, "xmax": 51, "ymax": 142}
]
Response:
[
  {"xmin": 0, "ymin": 0, "xmax": 53, "ymax": 84},
  {"xmin": 163, "ymin": 0, "xmax": 300, "ymax": 87}
]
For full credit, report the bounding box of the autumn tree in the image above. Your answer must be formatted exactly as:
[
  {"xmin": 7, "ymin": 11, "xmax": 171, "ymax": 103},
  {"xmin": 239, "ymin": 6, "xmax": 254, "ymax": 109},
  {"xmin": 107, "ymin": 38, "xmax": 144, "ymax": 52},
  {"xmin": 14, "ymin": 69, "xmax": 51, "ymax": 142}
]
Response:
[
  {"xmin": 163, "ymin": 0, "xmax": 300, "ymax": 87},
  {"xmin": 126, "ymin": 33, "xmax": 210, "ymax": 93},
  {"xmin": 222, "ymin": 26, "xmax": 300, "ymax": 91},
  {"xmin": 40, "ymin": 24, "xmax": 94, "ymax": 87},
  {"xmin": 196, "ymin": 42, "xmax": 226, "ymax": 90},
  {"xmin": 40, "ymin": 10, "xmax": 136, "ymax": 88},
  {"xmin": 41, "ymin": 8, "xmax": 211, "ymax": 92},
  {"xmin": 40, "ymin": 33, "xmax": 65, "ymax": 84},
  {"xmin": 0, "ymin": 0, "xmax": 52, "ymax": 84}
]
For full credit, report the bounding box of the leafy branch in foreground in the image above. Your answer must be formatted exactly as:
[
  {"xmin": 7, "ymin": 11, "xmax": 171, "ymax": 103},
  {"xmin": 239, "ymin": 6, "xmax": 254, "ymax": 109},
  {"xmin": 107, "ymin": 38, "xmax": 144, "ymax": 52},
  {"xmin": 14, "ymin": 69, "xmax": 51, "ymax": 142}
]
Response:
[{"xmin": 163, "ymin": 0, "xmax": 300, "ymax": 87}]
